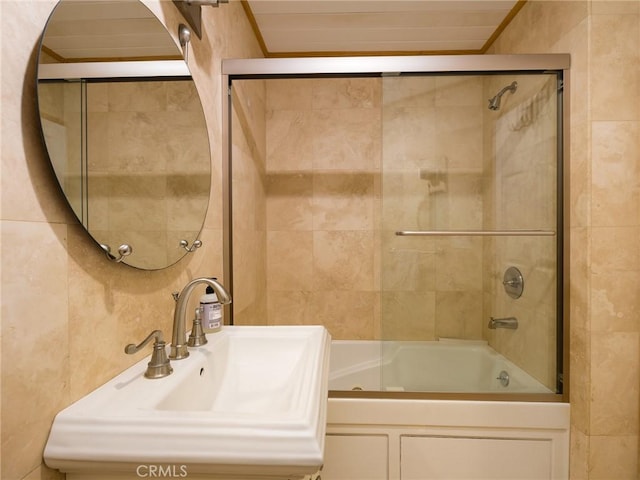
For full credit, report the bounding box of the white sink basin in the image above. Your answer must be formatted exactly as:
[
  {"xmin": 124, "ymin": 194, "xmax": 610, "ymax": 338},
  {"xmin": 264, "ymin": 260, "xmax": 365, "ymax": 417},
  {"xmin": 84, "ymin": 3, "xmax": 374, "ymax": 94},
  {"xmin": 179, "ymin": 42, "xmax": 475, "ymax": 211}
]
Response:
[{"xmin": 44, "ymin": 326, "xmax": 331, "ymax": 479}]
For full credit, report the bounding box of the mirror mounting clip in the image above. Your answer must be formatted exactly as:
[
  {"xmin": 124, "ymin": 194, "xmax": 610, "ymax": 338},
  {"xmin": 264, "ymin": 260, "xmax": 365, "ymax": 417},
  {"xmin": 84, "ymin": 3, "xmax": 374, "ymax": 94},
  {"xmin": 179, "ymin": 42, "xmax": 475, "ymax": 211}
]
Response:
[
  {"xmin": 172, "ymin": 0, "xmax": 229, "ymax": 40},
  {"xmin": 180, "ymin": 239, "xmax": 203, "ymax": 253},
  {"xmin": 100, "ymin": 244, "xmax": 133, "ymax": 263}
]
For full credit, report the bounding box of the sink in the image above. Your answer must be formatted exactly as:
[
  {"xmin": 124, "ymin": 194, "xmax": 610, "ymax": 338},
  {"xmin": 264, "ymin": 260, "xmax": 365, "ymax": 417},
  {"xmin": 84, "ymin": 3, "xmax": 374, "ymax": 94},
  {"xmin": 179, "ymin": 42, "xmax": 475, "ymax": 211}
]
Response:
[{"xmin": 44, "ymin": 325, "xmax": 331, "ymax": 479}]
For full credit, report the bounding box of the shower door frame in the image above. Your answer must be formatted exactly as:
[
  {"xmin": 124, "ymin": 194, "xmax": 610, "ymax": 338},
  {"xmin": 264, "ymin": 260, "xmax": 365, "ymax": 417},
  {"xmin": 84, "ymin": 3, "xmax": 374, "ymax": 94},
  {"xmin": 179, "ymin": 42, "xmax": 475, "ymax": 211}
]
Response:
[{"xmin": 221, "ymin": 54, "xmax": 571, "ymax": 403}]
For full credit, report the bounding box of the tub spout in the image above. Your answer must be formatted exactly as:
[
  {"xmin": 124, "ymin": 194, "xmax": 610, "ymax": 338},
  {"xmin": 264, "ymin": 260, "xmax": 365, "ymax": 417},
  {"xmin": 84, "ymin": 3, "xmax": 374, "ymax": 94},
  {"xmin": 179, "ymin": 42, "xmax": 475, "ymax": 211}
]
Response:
[{"xmin": 488, "ymin": 316, "xmax": 518, "ymax": 329}]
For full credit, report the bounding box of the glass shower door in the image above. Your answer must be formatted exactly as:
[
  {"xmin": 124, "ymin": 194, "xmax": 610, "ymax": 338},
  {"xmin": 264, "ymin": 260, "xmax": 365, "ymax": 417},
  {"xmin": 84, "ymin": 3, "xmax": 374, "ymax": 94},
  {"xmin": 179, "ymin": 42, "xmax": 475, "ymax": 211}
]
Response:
[{"xmin": 379, "ymin": 72, "xmax": 562, "ymax": 394}]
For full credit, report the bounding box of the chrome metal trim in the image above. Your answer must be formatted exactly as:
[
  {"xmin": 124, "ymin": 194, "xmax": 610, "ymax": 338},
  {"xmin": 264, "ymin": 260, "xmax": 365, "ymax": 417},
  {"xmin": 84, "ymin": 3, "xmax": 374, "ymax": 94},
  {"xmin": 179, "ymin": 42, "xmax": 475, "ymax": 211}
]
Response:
[
  {"xmin": 558, "ymin": 68, "xmax": 570, "ymax": 400},
  {"xmin": 222, "ymin": 54, "xmax": 571, "ymax": 77},
  {"xmin": 396, "ymin": 230, "xmax": 556, "ymax": 237},
  {"xmin": 222, "ymin": 73, "xmax": 233, "ymax": 324}
]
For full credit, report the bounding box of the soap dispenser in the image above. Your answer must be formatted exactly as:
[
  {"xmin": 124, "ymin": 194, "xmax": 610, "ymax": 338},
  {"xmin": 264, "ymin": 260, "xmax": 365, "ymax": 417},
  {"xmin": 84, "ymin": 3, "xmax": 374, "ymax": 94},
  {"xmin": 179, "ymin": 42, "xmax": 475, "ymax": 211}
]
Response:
[{"xmin": 199, "ymin": 281, "xmax": 222, "ymax": 333}]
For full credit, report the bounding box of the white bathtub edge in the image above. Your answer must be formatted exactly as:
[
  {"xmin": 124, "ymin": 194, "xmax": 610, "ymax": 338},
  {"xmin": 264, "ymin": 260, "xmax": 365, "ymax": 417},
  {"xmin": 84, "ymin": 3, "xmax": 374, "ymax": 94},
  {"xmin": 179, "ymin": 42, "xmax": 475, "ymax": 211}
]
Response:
[{"xmin": 327, "ymin": 397, "xmax": 570, "ymax": 431}]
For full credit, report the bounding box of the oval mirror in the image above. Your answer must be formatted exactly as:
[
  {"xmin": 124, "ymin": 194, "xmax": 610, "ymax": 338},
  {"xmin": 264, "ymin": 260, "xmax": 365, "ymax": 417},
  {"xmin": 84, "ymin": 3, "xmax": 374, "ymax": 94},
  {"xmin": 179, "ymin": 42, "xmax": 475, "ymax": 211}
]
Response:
[{"xmin": 36, "ymin": 0, "xmax": 210, "ymax": 270}]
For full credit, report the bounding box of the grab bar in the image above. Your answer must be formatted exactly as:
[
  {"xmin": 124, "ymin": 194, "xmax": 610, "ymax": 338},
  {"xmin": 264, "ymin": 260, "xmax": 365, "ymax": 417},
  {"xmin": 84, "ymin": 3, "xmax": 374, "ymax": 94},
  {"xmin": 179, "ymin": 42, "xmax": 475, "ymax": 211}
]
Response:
[{"xmin": 395, "ymin": 230, "xmax": 556, "ymax": 237}]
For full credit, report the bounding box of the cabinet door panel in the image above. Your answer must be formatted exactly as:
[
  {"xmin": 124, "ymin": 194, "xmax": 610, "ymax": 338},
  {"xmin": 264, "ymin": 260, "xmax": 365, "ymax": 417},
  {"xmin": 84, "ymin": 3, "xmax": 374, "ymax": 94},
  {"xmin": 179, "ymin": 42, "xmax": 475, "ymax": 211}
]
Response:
[
  {"xmin": 322, "ymin": 434, "xmax": 388, "ymax": 480},
  {"xmin": 401, "ymin": 436, "xmax": 552, "ymax": 480}
]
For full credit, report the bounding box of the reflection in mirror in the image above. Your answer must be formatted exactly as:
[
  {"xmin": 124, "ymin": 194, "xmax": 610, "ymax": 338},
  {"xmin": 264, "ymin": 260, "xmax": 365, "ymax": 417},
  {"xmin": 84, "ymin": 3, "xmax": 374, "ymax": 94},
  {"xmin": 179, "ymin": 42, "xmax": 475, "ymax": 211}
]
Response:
[{"xmin": 36, "ymin": 0, "xmax": 211, "ymax": 270}]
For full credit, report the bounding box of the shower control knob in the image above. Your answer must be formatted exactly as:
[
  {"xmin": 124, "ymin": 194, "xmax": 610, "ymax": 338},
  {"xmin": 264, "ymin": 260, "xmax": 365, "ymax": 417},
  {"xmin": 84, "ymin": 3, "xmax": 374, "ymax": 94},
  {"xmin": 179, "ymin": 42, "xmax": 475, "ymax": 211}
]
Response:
[{"xmin": 502, "ymin": 266, "xmax": 524, "ymax": 299}]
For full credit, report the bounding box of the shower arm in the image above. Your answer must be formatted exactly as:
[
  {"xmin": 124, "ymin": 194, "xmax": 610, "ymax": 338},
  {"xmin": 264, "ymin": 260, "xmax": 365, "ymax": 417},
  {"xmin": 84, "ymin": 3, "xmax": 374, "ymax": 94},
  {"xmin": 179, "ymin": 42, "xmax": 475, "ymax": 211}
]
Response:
[
  {"xmin": 488, "ymin": 81, "xmax": 518, "ymax": 110},
  {"xmin": 496, "ymin": 82, "xmax": 518, "ymax": 98}
]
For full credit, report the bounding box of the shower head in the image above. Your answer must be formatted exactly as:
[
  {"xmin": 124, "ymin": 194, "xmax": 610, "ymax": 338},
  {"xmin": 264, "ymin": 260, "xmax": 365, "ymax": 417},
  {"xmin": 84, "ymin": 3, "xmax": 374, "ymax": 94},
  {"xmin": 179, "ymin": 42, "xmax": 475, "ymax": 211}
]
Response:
[{"xmin": 488, "ymin": 81, "xmax": 518, "ymax": 111}]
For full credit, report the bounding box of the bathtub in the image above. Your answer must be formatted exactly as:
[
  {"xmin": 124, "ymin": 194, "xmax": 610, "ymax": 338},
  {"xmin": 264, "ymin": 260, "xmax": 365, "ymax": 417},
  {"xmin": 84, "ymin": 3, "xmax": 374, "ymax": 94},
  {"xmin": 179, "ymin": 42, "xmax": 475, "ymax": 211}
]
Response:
[
  {"xmin": 329, "ymin": 339, "xmax": 553, "ymax": 394},
  {"xmin": 323, "ymin": 339, "xmax": 569, "ymax": 479}
]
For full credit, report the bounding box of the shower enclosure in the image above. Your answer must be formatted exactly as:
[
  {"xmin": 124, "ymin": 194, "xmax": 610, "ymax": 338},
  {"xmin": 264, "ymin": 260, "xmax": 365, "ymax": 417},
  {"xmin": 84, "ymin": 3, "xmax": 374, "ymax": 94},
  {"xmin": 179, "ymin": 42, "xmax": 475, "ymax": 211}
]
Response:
[{"xmin": 223, "ymin": 55, "xmax": 568, "ymax": 400}]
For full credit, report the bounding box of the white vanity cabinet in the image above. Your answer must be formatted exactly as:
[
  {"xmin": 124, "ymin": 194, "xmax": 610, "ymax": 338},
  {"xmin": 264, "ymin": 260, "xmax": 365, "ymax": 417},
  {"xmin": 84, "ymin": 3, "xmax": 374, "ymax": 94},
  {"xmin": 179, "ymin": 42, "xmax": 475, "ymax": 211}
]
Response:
[
  {"xmin": 322, "ymin": 398, "xmax": 569, "ymax": 480},
  {"xmin": 400, "ymin": 435, "xmax": 553, "ymax": 479},
  {"xmin": 322, "ymin": 434, "xmax": 389, "ymax": 480}
]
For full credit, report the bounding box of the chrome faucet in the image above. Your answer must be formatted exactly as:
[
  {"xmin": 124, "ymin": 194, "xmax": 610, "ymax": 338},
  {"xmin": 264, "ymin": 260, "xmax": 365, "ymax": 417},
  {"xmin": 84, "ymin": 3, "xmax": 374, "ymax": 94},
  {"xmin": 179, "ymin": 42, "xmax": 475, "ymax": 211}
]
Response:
[
  {"xmin": 170, "ymin": 277, "xmax": 232, "ymax": 360},
  {"xmin": 488, "ymin": 316, "xmax": 518, "ymax": 330}
]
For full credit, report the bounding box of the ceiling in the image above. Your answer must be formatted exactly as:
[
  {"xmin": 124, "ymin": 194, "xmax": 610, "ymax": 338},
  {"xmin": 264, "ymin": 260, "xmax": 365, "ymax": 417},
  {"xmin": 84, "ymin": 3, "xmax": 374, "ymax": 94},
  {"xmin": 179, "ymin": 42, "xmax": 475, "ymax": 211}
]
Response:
[
  {"xmin": 41, "ymin": 1, "xmax": 181, "ymax": 62},
  {"xmin": 41, "ymin": 0, "xmax": 525, "ymax": 62},
  {"xmin": 244, "ymin": 0, "xmax": 524, "ymax": 57}
]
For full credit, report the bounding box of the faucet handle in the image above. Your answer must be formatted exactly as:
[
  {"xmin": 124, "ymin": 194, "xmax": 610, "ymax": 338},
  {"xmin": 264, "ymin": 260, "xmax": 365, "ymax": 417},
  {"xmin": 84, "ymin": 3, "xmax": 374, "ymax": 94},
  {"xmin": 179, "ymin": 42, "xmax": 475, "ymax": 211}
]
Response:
[
  {"xmin": 125, "ymin": 329, "xmax": 164, "ymax": 354},
  {"xmin": 125, "ymin": 330, "xmax": 173, "ymax": 379},
  {"xmin": 187, "ymin": 308, "xmax": 208, "ymax": 347}
]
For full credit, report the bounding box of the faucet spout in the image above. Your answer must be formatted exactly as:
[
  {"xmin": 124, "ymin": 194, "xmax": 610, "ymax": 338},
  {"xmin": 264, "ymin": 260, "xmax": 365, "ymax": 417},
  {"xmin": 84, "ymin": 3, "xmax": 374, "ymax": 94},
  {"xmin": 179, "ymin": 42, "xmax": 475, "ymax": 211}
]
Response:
[
  {"xmin": 170, "ymin": 277, "xmax": 232, "ymax": 360},
  {"xmin": 488, "ymin": 316, "xmax": 518, "ymax": 330}
]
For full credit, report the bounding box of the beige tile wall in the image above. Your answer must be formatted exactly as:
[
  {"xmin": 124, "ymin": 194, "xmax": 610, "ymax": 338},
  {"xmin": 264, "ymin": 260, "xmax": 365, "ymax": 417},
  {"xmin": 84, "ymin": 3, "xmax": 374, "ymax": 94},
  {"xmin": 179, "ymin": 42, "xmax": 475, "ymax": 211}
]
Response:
[
  {"xmin": 0, "ymin": 1, "xmax": 263, "ymax": 478},
  {"xmin": 260, "ymin": 78, "xmax": 382, "ymax": 339},
  {"xmin": 489, "ymin": 0, "xmax": 640, "ymax": 477},
  {"xmin": 231, "ymin": 79, "xmax": 268, "ymax": 325}
]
